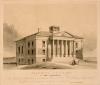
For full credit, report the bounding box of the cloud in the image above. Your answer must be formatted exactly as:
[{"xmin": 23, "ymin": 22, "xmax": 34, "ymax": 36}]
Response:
[{"xmin": 3, "ymin": 23, "xmax": 20, "ymax": 57}]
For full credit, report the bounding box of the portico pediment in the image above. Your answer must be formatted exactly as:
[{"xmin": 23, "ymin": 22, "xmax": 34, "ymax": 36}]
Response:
[
  {"xmin": 53, "ymin": 31, "xmax": 73, "ymax": 38},
  {"xmin": 53, "ymin": 31, "xmax": 83, "ymax": 39}
]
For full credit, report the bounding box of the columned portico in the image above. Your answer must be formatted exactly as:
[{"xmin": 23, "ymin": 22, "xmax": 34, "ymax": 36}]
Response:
[{"xmin": 50, "ymin": 39, "xmax": 76, "ymax": 59}]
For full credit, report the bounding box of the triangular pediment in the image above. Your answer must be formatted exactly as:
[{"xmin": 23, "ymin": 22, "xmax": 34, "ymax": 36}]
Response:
[{"xmin": 53, "ymin": 31, "xmax": 73, "ymax": 38}]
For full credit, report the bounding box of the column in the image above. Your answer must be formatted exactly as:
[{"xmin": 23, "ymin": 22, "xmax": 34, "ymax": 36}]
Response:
[
  {"xmin": 69, "ymin": 40, "xmax": 72, "ymax": 56},
  {"xmin": 81, "ymin": 39, "xmax": 83, "ymax": 59},
  {"xmin": 48, "ymin": 41, "xmax": 51, "ymax": 60},
  {"xmin": 74, "ymin": 41, "xmax": 76, "ymax": 57},
  {"xmin": 51, "ymin": 40, "xmax": 53, "ymax": 59},
  {"xmin": 69, "ymin": 40, "xmax": 72, "ymax": 57},
  {"xmin": 70, "ymin": 40, "xmax": 73, "ymax": 57},
  {"xmin": 67, "ymin": 40, "xmax": 69, "ymax": 56},
  {"xmin": 56, "ymin": 40, "xmax": 59, "ymax": 57},
  {"xmin": 53, "ymin": 40, "xmax": 55, "ymax": 57},
  {"xmin": 60, "ymin": 40, "xmax": 62, "ymax": 57},
  {"xmin": 62, "ymin": 40, "xmax": 64, "ymax": 57},
  {"xmin": 54, "ymin": 40, "xmax": 56, "ymax": 56},
  {"xmin": 58, "ymin": 40, "xmax": 60, "ymax": 57},
  {"xmin": 66, "ymin": 40, "xmax": 68, "ymax": 57},
  {"xmin": 59, "ymin": 40, "xmax": 61, "ymax": 57},
  {"xmin": 81, "ymin": 39, "xmax": 83, "ymax": 49},
  {"xmin": 72, "ymin": 40, "xmax": 74, "ymax": 57},
  {"xmin": 64, "ymin": 40, "xmax": 66, "ymax": 57}
]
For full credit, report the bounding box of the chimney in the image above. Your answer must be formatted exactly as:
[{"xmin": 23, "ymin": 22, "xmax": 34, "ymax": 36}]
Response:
[
  {"xmin": 49, "ymin": 26, "xmax": 60, "ymax": 33},
  {"xmin": 38, "ymin": 28, "xmax": 40, "ymax": 32}
]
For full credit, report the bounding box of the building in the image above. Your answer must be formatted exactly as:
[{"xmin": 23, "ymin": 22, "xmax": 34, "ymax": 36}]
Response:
[{"xmin": 16, "ymin": 26, "xmax": 83, "ymax": 65}]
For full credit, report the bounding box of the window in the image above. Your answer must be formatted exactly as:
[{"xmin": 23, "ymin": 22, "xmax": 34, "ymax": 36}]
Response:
[
  {"xmin": 32, "ymin": 49, "xmax": 34, "ymax": 55},
  {"xmin": 22, "ymin": 46, "xmax": 23, "ymax": 54},
  {"xmin": 18, "ymin": 47, "xmax": 20, "ymax": 54},
  {"xmin": 19, "ymin": 59, "xmax": 20, "ymax": 63},
  {"xmin": 32, "ymin": 59, "xmax": 34, "ymax": 64},
  {"xmin": 32, "ymin": 41, "xmax": 34, "ymax": 46},
  {"xmin": 42, "ymin": 59, "xmax": 45, "ymax": 62},
  {"xmin": 28, "ymin": 42, "xmax": 30, "ymax": 48},
  {"xmin": 28, "ymin": 59, "xmax": 30, "ymax": 64},
  {"xmin": 21, "ymin": 59, "xmax": 24, "ymax": 62},
  {"xmin": 76, "ymin": 43, "xmax": 78, "ymax": 48},
  {"xmin": 43, "ymin": 50, "xmax": 45, "ymax": 55},
  {"xmin": 42, "ymin": 41, "xmax": 45, "ymax": 47},
  {"xmin": 28, "ymin": 50, "xmax": 30, "ymax": 55}
]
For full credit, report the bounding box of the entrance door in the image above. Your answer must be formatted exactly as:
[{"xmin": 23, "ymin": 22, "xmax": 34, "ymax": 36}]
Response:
[{"xmin": 76, "ymin": 50, "xmax": 83, "ymax": 59}]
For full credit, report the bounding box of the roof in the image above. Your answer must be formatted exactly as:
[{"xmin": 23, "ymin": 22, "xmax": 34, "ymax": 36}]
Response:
[
  {"xmin": 15, "ymin": 31, "xmax": 52, "ymax": 41},
  {"xmin": 34, "ymin": 31, "xmax": 52, "ymax": 36},
  {"xmin": 16, "ymin": 31, "xmax": 83, "ymax": 41},
  {"xmin": 52, "ymin": 31, "xmax": 83, "ymax": 39}
]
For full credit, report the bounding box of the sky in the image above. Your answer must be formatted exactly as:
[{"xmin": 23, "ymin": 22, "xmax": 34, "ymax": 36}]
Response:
[{"xmin": 3, "ymin": 0, "xmax": 97, "ymax": 57}]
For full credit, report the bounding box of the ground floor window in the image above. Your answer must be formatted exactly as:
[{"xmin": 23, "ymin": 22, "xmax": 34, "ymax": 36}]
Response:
[
  {"xmin": 32, "ymin": 59, "xmax": 34, "ymax": 64},
  {"xmin": 28, "ymin": 59, "xmax": 34, "ymax": 64},
  {"xmin": 42, "ymin": 59, "xmax": 45, "ymax": 62},
  {"xmin": 28, "ymin": 59, "xmax": 30, "ymax": 64},
  {"xmin": 19, "ymin": 59, "xmax": 20, "ymax": 63},
  {"xmin": 21, "ymin": 58, "xmax": 24, "ymax": 62}
]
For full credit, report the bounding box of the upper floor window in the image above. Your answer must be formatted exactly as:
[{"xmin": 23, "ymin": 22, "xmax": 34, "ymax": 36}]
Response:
[
  {"xmin": 76, "ymin": 43, "xmax": 78, "ymax": 48},
  {"xmin": 32, "ymin": 41, "xmax": 34, "ymax": 46},
  {"xmin": 28, "ymin": 50, "xmax": 30, "ymax": 55},
  {"xmin": 28, "ymin": 42, "xmax": 30, "ymax": 48},
  {"xmin": 42, "ymin": 41, "xmax": 45, "ymax": 47},
  {"xmin": 22, "ymin": 46, "xmax": 23, "ymax": 54},
  {"xmin": 32, "ymin": 49, "xmax": 34, "ymax": 55},
  {"xmin": 42, "ymin": 50, "xmax": 45, "ymax": 55},
  {"xmin": 18, "ymin": 47, "xmax": 20, "ymax": 54}
]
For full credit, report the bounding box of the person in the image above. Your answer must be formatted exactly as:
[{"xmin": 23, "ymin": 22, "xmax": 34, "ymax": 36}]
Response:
[{"xmin": 71, "ymin": 60, "xmax": 76, "ymax": 65}]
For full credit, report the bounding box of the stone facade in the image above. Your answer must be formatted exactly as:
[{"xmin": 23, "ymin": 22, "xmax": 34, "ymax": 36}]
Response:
[{"xmin": 16, "ymin": 26, "xmax": 83, "ymax": 65}]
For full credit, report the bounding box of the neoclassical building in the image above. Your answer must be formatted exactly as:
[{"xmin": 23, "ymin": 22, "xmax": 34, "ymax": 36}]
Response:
[{"xmin": 16, "ymin": 26, "xmax": 83, "ymax": 65}]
